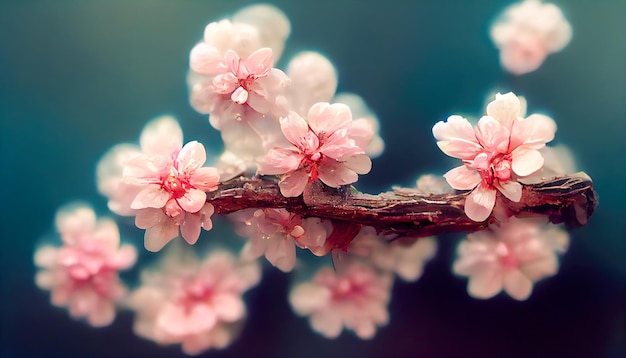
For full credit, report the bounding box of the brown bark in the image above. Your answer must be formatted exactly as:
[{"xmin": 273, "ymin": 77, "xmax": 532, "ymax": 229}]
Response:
[{"xmin": 206, "ymin": 172, "xmax": 597, "ymax": 240}]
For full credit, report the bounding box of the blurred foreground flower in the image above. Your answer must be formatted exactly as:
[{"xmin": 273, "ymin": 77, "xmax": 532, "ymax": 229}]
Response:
[
  {"xmin": 129, "ymin": 247, "xmax": 260, "ymax": 355},
  {"xmin": 34, "ymin": 204, "xmax": 137, "ymax": 327}
]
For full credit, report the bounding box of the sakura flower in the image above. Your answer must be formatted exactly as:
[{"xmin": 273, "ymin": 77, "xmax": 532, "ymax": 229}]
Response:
[
  {"xmin": 128, "ymin": 247, "xmax": 260, "ymax": 355},
  {"xmin": 491, "ymin": 0, "xmax": 572, "ymax": 75},
  {"xmin": 121, "ymin": 116, "xmax": 220, "ymax": 251},
  {"xmin": 289, "ymin": 263, "xmax": 392, "ymax": 339},
  {"xmin": 433, "ymin": 92, "xmax": 556, "ymax": 222},
  {"xmin": 234, "ymin": 208, "xmax": 329, "ymax": 272},
  {"xmin": 191, "ymin": 47, "xmax": 290, "ymax": 124},
  {"xmin": 453, "ymin": 216, "xmax": 569, "ymax": 301},
  {"xmin": 34, "ymin": 204, "xmax": 137, "ymax": 327},
  {"xmin": 348, "ymin": 226, "xmax": 437, "ymax": 282},
  {"xmin": 258, "ymin": 102, "xmax": 372, "ymax": 197}
]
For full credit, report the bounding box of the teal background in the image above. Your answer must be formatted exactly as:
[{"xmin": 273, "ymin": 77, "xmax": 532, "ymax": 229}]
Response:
[{"xmin": 1, "ymin": 0, "xmax": 625, "ymax": 357}]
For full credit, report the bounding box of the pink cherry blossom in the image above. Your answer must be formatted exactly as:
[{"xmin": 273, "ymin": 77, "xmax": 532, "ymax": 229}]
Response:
[
  {"xmin": 491, "ymin": 0, "xmax": 572, "ymax": 75},
  {"xmin": 234, "ymin": 208, "xmax": 329, "ymax": 272},
  {"xmin": 190, "ymin": 46, "xmax": 290, "ymax": 124},
  {"xmin": 96, "ymin": 143, "xmax": 142, "ymax": 216},
  {"xmin": 258, "ymin": 102, "xmax": 372, "ymax": 197},
  {"xmin": 34, "ymin": 205, "xmax": 137, "ymax": 327},
  {"xmin": 289, "ymin": 263, "xmax": 392, "ymax": 339},
  {"xmin": 128, "ymin": 248, "xmax": 260, "ymax": 355},
  {"xmin": 453, "ymin": 216, "xmax": 569, "ymax": 301},
  {"xmin": 348, "ymin": 226, "xmax": 437, "ymax": 282},
  {"xmin": 432, "ymin": 92, "xmax": 556, "ymax": 222},
  {"xmin": 121, "ymin": 116, "xmax": 220, "ymax": 251}
]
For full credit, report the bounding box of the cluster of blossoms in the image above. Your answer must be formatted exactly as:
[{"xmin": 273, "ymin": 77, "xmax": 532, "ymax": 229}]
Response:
[
  {"xmin": 34, "ymin": 1, "xmax": 582, "ymax": 355},
  {"xmin": 490, "ymin": 0, "xmax": 572, "ymax": 75},
  {"xmin": 34, "ymin": 205, "xmax": 137, "ymax": 327}
]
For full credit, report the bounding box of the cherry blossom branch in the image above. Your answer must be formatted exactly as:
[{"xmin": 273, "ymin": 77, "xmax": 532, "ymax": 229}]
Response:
[{"xmin": 207, "ymin": 172, "xmax": 597, "ymax": 239}]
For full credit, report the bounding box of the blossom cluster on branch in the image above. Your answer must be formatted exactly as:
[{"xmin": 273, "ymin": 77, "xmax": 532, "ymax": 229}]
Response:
[{"xmin": 33, "ymin": 1, "xmax": 595, "ymax": 355}]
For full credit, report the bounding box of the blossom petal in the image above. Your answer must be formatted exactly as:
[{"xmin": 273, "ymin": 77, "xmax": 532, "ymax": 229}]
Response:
[
  {"xmin": 307, "ymin": 102, "xmax": 352, "ymax": 136},
  {"xmin": 289, "ymin": 282, "xmax": 330, "ymax": 315},
  {"xmin": 432, "ymin": 115, "xmax": 482, "ymax": 160},
  {"xmin": 177, "ymin": 141, "xmax": 207, "ymax": 173},
  {"xmin": 266, "ymin": 235, "xmax": 296, "ymax": 272},
  {"xmin": 135, "ymin": 208, "xmax": 165, "ymax": 229},
  {"xmin": 317, "ymin": 159, "xmax": 358, "ymax": 187},
  {"xmin": 139, "ymin": 116, "xmax": 183, "ymax": 156},
  {"xmin": 511, "ymin": 147, "xmax": 544, "ymax": 176},
  {"xmin": 475, "ymin": 115, "xmax": 510, "ymax": 153},
  {"xmin": 503, "ymin": 270, "xmax": 533, "ymax": 301},
  {"xmin": 177, "ymin": 189, "xmax": 207, "ymax": 213},
  {"xmin": 144, "ymin": 221, "xmax": 179, "ymax": 252},
  {"xmin": 495, "ymin": 180, "xmax": 523, "ymax": 202},
  {"xmin": 443, "ymin": 165, "xmax": 481, "ymax": 190},
  {"xmin": 343, "ymin": 154, "xmax": 372, "ymax": 175},
  {"xmin": 131, "ymin": 185, "xmax": 169, "ymax": 210},
  {"xmin": 258, "ymin": 148, "xmax": 302, "ymax": 175},
  {"xmin": 180, "ymin": 212, "xmax": 202, "ymax": 245},
  {"xmin": 189, "ymin": 42, "xmax": 224, "ymax": 76},
  {"xmin": 310, "ymin": 310, "xmax": 343, "ymax": 338},
  {"xmin": 280, "ymin": 112, "xmax": 311, "ymax": 146},
  {"xmin": 278, "ymin": 169, "xmax": 309, "ymax": 197},
  {"xmin": 465, "ymin": 186, "xmax": 496, "ymax": 222},
  {"xmin": 213, "ymin": 294, "xmax": 245, "ymax": 322},
  {"xmin": 190, "ymin": 167, "xmax": 220, "ymax": 192},
  {"xmin": 246, "ymin": 47, "xmax": 274, "ymax": 75},
  {"xmin": 468, "ymin": 269, "xmax": 503, "ymax": 299},
  {"xmin": 510, "ymin": 113, "xmax": 557, "ymax": 150},
  {"xmin": 486, "ymin": 92, "xmax": 521, "ymax": 129}
]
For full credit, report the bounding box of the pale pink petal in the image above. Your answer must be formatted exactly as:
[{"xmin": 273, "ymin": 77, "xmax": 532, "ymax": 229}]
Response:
[
  {"xmin": 131, "ymin": 185, "xmax": 169, "ymax": 210},
  {"xmin": 139, "ymin": 116, "xmax": 183, "ymax": 156},
  {"xmin": 135, "ymin": 208, "xmax": 165, "ymax": 229},
  {"xmin": 511, "ymin": 146, "xmax": 544, "ymax": 176},
  {"xmin": 465, "ymin": 186, "xmax": 496, "ymax": 222},
  {"xmin": 180, "ymin": 212, "xmax": 202, "ymax": 245},
  {"xmin": 278, "ymin": 169, "xmax": 310, "ymax": 197},
  {"xmin": 443, "ymin": 165, "xmax": 481, "ymax": 190},
  {"xmin": 213, "ymin": 294, "xmax": 245, "ymax": 322},
  {"xmin": 279, "ymin": 112, "xmax": 311, "ymax": 146},
  {"xmin": 258, "ymin": 148, "xmax": 302, "ymax": 175},
  {"xmin": 198, "ymin": 203, "xmax": 215, "ymax": 230},
  {"xmin": 289, "ymin": 282, "xmax": 330, "ymax": 315},
  {"xmin": 190, "ymin": 167, "xmax": 220, "ymax": 192},
  {"xmin": 297, "ymin": 218, "xmax": 329, "ymax": 252},
  {"xmin": 467, "ymin": 269, "xmax": 503, "ymax": 299},
  {"xmin": 176, "ymin": 141, "xmax": 207, "ymax": 173},
  {"xmin": 503, "ymin": 270, "xmax": 533, "ymax": 301},
  {"xmin": 144, "ymin": 221, "xmax": 179, "ymax": 252},
  {"xmin": 498, "ymin": 40, "xmax": 547, "ymax": 76},
  {"xmin": 317, "ymin": 159, "xmax": 358, "ymax": 187},
  {"xmin": 87, "ymin": 300, "xmax": 116, "ymax": 327},
  {"xmin": 343, "ymin": 155, "xmax": 372, "ymax": 175},
  {"xmin": 432, "ymin": 115, "xmax": 482, "ymax": 160},
  {"xmin": 265, "ymin": 236, "xmax": 296, "ymax": 272},
  {"xmin": 246, "ymin": 91, "xmax": 270, "ymax": 113},
  {"xmin": 486, "ymin": 92, "xmax": 521, "ymax": 129},
  {"xmin": 307, "ymin": 102, "xmax": 352, "ymax": 136},
  {"xmin": 245, "ymin": 47, "xmax": 274, "ymax": 75},
  {"xmin": 510, "ymin": 113, "xmax": 557, "ymax": 150},
  {"xmin": 177, "ymin": 189, "xmax": 206, "ymax": 213},
  {"xmin": 34, "ymin": 246, "xmax": 59, "ymax": 268},
  {"xmin": 495, "ymin": 180, "xmax": 523, "ymax": 202},
  {"xmin": 240, "ymin": 237, "xmax": 270, "ymax": 261},
  {"xmin": 286, "ymin": 52, "xmax": 338, "ymax": 115},
  {"xmin": 107, "ymin": 245, "xmax": 138, "ymax": 270},
  {"xmin": 189, "ymin": 42, "xmax": 224, "ymax": 76},
  {"xmin": 475, "ymin": 115, "xmax": 510, "ymax": 153},
  {"xmin": 310, "ymin": 310, "xmax": 343, "ymax": 338}
]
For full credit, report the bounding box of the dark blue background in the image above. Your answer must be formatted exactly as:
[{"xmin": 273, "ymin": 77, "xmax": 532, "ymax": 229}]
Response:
[{"xmin": 1, "ymin": 0, "xmax": 625, "ymax": 357}]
